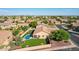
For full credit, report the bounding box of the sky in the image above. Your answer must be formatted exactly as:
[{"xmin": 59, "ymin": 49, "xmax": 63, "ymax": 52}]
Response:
[{"xmin": 0, "ymin": 8, "xmax": 79, "ymax": 16}]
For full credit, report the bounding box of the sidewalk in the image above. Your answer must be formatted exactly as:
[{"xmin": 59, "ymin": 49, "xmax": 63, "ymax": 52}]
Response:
[
  {"xmin": 36, "ymin": 45, "xmax": 76, "ymax": 51},
  {"xmin": 13, "ymin": 44, "xmax": 51, "ymax": 51},
  {"xmin": 68, "ymin": 30, "xmax": 79, "ymax": 34}
]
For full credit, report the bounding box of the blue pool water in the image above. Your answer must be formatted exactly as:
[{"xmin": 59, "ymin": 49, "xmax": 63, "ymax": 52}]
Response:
[{"xmin": 24, "ymin": 34, "xmax": 32, "ymax": 40}]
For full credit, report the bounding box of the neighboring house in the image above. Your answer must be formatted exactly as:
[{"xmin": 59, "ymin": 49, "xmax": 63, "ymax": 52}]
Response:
[
  {"xmin": 0, "ymin": 23, "xmax": 16, "ymax": 29},
  {"xmin": 60, "ymin": 19, "xmax": 68, "ymax": 24},
  {"xmin": 73, "ymin": 20, "xmax": 79, "ymax": 27},
  {"xmin": 17, "ymin": 23, "xmax": 29, "ymax": 27},
  {"xmin": 26, "ymin": 19, "xmax": 33, "ymax": 23},
  {"xmin": 0, "ymin": 30, "xmax": 13, "ymax": 46},
  {"xmin": 48, "ymin": 19, "xmax": 60, "ymax": 24},
  {"xmin": 14, "ymin": 16, "xmax": 20, "ymax": 21},
  {"xmin": 33, "ymin": 23, "xmax": 59, "ymax": 39},
  {"xmin": 0, "ymin": 20, "xmax": 16, "ymax": 29},
  {"xmin": 18, "ymin": 20, "xmax": 25, "ymax": 23}
]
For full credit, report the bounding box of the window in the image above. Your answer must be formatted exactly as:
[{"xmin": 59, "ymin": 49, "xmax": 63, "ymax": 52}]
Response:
[
  {"xmin": 42, "ymin": 35, "xmax": 44, "ymax": 37},
  {"xmin": 38, "ymin": 35, "xmax": 40, "ymax": 37},
  {"xmin": 34, "ymin": 35, "xmax": 37, "ymax": 38}
]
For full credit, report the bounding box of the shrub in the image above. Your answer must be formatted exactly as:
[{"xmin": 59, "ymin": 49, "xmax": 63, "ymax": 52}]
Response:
[
  {"xmin": 0, "ymin": 45, "xmax": 5, "ymax": 49},
  {"xmin": 20, "ymin": 43, "xmax": 26, "ymax": 48},
  {"xmin": 49, "ymin": 29, "xmax": 70, "ymax": 41},
  {"xmin": 12, "ymin": 29, "xmax": 20, "ymax": 36},
  {"xmin": 15, "ymin": 37, "xmax": 22, "ymax": 46},
  {"xmin": 42, "ymin": 20, "xmax": 48, "ymax": 24}
]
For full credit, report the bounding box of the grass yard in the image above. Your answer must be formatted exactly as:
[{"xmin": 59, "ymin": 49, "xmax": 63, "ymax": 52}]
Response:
[{"xmin": 25, "ymin": 39, "xmax": 46, "ymax": 47}]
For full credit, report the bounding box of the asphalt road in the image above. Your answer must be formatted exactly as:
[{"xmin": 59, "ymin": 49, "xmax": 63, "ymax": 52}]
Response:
[{"xmin": 55, "ymin": 47, "xmax": 79, "ymax": 51}]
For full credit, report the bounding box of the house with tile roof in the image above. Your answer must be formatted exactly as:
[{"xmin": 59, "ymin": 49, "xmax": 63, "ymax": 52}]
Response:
[
  {"xmin": 33, "ymin": 23, "xmax": 59, "ymax": 39},
  {"xmin": 0, "ymin": 30, "xmax": 13, "ymax": 46},
  {"xmin": 73, "ymin": 20, "xmax": 79, "ymax": 27},
  {"xmin": 0, "ymin": 19, "xmax": 16, "ymax": 29},
  {"xmin": 48, "ymin": 19, "xmax": 61, "ymax": 24}
]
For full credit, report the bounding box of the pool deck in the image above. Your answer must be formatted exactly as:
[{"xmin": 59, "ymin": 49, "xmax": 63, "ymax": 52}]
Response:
[{"xmin": 20, "ymin": 28, "xmax": 32, "ymax": 37}]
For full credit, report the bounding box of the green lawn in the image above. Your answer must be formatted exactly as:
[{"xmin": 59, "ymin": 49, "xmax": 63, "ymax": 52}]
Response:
[{"xmin": 25, "ymin": 39, "xmax": 46, "ymax": 47}]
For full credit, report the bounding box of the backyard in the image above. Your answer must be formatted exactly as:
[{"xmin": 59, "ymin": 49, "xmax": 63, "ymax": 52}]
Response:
[
  {"xmin": 11, "ymin": 38, "xmax": 47, "ymax": 49},
  {"xmin": 25, "ymin": 39, "xmax": 46, "ymax": 47}
]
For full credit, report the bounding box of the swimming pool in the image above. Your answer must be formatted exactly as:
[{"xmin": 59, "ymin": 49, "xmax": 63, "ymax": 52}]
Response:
[{"xmin": 24, "ymin": 34, "xmax": 32, "ymax": 40}]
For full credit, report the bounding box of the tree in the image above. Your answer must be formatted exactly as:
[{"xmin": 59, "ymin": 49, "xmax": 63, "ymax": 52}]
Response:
[
  {"xmin": 66, "ymin": 16, "xmax": 77, "ymax": 29},
  {"xmin": 52, "ymin": 16, "xmax": 63, "ymax": 24},
  {"xmin": 27, "ymin": 16, "xmax": 32, "ymax": 19},
  {"xmin": 20, "ymin": 16, "xmax": 24, "ymax": 20},
  {"xmin": 42, "ymin": 19, "xmax": 48, "ymax": 24},
  {"xmin": 0, "ymin": 27, "xmax": 2, "ymax": 30},
  {"xmin": 21, "ymin": 26, "xmax": 29, "ymax": 31},
  {"xmin": 0, "ymin": 16, "xmax": 3, "ymax": 19},
  {"xmin": 15, "ymin": 37, "xmax": 23, "ymax": 46},
  {"xmin": 29, "ymin": 21, "xmax": 37, "ymax": 28},
  {"xmin": 12, "ymin": 29, "xmax": 20, "ymax": 36},
  {"xmin": 67, "ymin": 16, "xmax": 77, "ymax": 24},
  {"xmin": 49, "ymin": 29, "xmax": 70, "ymax": 41},
  {"xmin": 12, "ymin": 16, "xmax": 16, "ymax": 19},
  {"xmin": 3, "ymin": 16, "xmax": 8, "ymax": 21},
  {"xmin": 20, "ymin": 43, "xmax": 26, "ymax": 48}
]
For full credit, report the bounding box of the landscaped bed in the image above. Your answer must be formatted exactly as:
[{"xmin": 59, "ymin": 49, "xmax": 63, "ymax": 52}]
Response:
[
  {"xmin": 10, "ymin": 38, "xmax": 47, "ymax": 50},
  {"xmin": 50, "ymin": 40, "xmax": 72, "ymax": 47}
]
